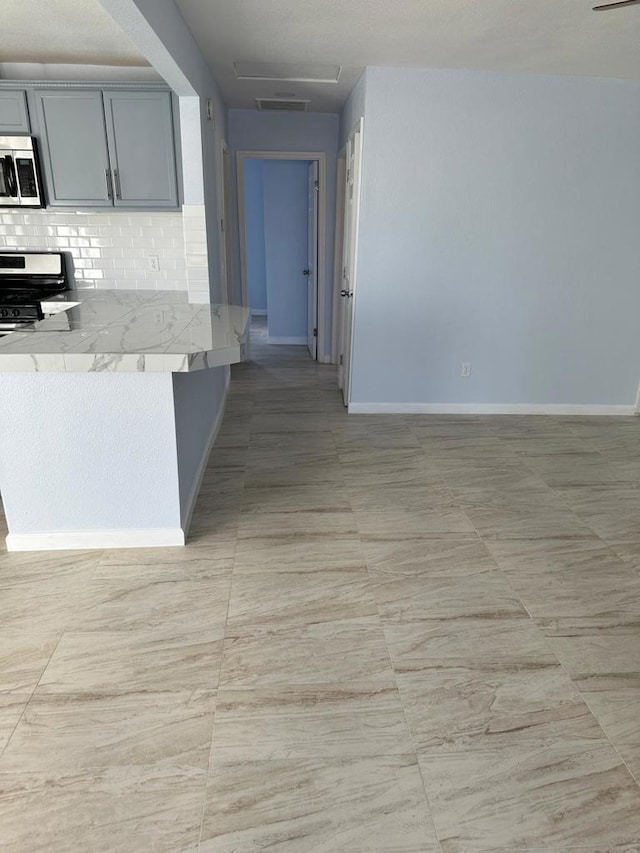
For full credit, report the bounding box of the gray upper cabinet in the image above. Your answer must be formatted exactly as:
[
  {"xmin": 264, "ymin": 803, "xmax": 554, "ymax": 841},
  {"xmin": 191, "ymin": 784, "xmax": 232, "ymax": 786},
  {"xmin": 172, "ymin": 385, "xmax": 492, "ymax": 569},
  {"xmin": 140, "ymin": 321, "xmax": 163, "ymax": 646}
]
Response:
[
  {"xmin": 0, "ymin": 91, "xmax": 30, "ymax": 133},
  {"xmin": 34, "ymin": 90, "xmax": 111, "ymax": 207},
  {"xmin": 32, "ymin": 87, "xmax": 178, "ymax": 209},
  {"xmin": 104, "ymin": 91, "xmax": 178, "ymax": 208}
]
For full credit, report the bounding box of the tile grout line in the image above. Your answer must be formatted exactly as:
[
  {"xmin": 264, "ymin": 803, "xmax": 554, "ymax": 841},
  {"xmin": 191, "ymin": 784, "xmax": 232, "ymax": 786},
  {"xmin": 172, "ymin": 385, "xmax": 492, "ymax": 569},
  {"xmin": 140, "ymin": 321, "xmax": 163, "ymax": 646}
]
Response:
[
  {"xmin": 354, "ymin": 437, "xmax": 446, "ymax": 851},
  {"xmin": 393, "ymin": 423, "xmax": 640, "ymax": 825},
  {"xmin": 450, "ymin": 446, "xmax": 640, "ymax": 796},
  {"xmin": 196, "ymin": 325, "xmax": 351, "ymax": 848},
  {"xmin": 195, "ymin": 413, "xmax": 245, "ymax": 851},
  {"xmin": 515, "ymin": 435, "xmax": 640, "ymax": 790},
  {"xmin": 0, "ymin": 550, "xmax": 107, "ymax": 761}
]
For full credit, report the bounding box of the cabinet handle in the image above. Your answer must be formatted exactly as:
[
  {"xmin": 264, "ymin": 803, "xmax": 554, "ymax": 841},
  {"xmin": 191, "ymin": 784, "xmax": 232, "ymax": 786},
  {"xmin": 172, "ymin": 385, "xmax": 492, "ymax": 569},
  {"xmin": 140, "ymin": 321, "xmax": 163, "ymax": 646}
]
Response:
[
  {"xmin": 105, "ymin": 169, "xmax": 113, "ymax": 201},
  {"xmin": 5, "ymin": 156, "xmax": 18, "ymax": 197},
  {"xmin": 113, "ymin": 169, "xmax": 122, "ymax": 200}
]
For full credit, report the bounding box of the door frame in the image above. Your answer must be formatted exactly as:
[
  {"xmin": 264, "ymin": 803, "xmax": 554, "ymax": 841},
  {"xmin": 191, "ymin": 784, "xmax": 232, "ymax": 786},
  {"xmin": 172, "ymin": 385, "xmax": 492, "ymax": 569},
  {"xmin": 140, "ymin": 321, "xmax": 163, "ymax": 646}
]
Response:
[
  {"xmin": 331, "ymin": 148, "xmax": 347, "ymax": 368},
  {"xmin": 339, "ymin": 119, "xmax": 364, "ymax": 408},
  {"xmin": 218, "ymin": 140, "xmax": 234, "ymax": 304},
  {"xmin": 236, "ymin": 150, "xmax": 327, "ymax": 359}
]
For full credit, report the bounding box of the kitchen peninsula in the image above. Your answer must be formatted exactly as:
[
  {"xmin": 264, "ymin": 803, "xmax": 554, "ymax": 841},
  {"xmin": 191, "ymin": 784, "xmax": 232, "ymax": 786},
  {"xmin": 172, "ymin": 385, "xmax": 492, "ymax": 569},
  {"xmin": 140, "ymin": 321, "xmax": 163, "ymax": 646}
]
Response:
[{"xmin": 0, "ymin": 289, "xmax": 250, "ymax": 551}]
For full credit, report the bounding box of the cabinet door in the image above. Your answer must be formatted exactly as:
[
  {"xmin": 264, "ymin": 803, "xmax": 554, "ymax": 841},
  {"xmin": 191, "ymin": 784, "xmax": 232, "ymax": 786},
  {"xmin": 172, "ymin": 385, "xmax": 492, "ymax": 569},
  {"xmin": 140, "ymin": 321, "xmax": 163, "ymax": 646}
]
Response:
[
  {"xmin": 0, "ymin": 91, "xmax": 30, "ymax": 133},
  {"xmin": 104, "ymin": 91, "xmax": 178, "ymax": 208},
  {"xmin": 34, "ymin": 90, "xmax": 112, "ymax": 206}
]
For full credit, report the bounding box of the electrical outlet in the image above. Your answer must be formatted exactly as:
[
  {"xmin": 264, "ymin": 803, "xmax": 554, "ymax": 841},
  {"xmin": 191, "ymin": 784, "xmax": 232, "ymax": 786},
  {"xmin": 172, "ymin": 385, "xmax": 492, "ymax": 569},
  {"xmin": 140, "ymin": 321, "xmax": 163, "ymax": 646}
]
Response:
[
  {"xmin": 149, "ymin": 256, "xmax": 160, "ymax": 272},
  {"xmin": 461, "ymin": 362, "xmax": 472, "ymax": 378}
]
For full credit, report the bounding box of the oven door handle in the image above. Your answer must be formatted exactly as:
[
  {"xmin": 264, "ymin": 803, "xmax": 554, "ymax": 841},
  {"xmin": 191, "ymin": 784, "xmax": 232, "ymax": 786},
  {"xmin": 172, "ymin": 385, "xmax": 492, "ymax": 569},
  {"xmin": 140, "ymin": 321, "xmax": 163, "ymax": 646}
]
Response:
[{"xmin": 4, "ymin": 155, "xmax": 18, "ymax": 198}]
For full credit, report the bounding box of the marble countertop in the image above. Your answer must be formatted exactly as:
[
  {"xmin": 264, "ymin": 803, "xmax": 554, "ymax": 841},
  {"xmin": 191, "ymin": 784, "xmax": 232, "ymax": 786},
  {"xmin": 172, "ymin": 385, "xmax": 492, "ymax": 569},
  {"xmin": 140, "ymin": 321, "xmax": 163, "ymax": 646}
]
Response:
[{"xmin": 0, "ymin": 290, "xmax": 250, "ymax": 373}]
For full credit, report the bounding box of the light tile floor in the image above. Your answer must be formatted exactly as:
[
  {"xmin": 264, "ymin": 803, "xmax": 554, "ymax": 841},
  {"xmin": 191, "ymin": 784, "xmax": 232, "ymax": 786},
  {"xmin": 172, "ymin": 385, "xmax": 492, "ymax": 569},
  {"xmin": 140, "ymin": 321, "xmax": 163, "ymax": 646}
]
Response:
[{"xmin": 1, "ymin": 316, "xmax": 640, "ymax": 851}]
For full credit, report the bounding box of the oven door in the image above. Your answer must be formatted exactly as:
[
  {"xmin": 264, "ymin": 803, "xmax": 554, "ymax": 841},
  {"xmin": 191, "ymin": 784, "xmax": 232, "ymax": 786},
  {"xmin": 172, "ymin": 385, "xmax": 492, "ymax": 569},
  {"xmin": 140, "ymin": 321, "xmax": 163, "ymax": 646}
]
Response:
[
  {"xmin": 0, "ymin": 149, "xmax": 43, "ymax": 208},
  {"xmin": 0, "ymin": 323, "xmax": 23, "ymax": 337}
]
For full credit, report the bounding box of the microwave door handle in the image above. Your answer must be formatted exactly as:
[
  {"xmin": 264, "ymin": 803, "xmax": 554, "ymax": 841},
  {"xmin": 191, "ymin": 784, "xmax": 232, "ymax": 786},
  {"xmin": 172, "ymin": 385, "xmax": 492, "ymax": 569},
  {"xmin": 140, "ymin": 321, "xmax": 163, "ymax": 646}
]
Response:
[{"xmin": 4, "ymin": 156, "xmax": 18, "ymax": 198}]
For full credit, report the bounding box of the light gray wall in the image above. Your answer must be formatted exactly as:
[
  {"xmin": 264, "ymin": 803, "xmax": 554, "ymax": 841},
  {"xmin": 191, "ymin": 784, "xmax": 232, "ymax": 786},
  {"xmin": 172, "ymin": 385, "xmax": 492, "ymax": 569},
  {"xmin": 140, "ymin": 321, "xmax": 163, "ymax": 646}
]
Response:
[
  {"xmin": 98, "ymin": 0, "xmax": 213, "ymax": 97},
  {"xmin": 0, "ymin": 372, "xmax": 181, "ymax": 533},
  {"xmin": 350, "ymin": 66, "xmax": 640, "ymax": 408},
  {"xmin": 339, "ymin": 71, "xmax": 366, "ymax": 149},
  {"xmin": 172, "ymin": 366, "xmax": 229, "ymax": 526},
  {"xmin": 200, "ymin": 89, "xmax": 227, "ymax": 303},
  {"xmin": 227, "ymin": 109, "xmax": 339, "ymax": 360},
  {"xmin": 95, "ymin": 0, "xmax": 232, "ymax": 523},
  {"xmin": 243, "ymin": 159, "xmax": 268, "ymax": 312}
]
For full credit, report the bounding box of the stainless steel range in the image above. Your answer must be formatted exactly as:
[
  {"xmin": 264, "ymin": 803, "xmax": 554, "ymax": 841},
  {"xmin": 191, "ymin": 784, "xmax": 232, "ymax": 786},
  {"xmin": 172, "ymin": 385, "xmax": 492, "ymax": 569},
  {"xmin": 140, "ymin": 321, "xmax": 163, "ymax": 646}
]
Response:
[{"xmin": 0, "ymin": 252, "xmax": 70, "ymax": 334}]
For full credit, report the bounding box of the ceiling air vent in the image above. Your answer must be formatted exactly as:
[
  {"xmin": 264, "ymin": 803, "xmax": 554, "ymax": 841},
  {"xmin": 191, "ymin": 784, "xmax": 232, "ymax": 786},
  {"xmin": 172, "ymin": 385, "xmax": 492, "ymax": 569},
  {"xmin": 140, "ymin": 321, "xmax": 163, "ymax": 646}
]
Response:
[{"xmin": 256, "ymin": 98, "xmax": 309, "ymax": 112}]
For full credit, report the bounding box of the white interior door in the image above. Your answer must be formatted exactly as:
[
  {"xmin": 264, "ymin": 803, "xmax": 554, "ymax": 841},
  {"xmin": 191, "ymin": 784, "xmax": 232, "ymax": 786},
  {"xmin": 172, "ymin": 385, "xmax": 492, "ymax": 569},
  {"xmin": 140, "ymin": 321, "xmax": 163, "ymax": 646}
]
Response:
[
  {"xmin": 307, "ymin": 161, "xmax": 319, "ymax": 359},
  {"xmin": 339, "ymin": 123, "xmax": 363, "ymax": 406},
  {"xmin": 332, "ymin": 153, "xmax": 346, "ymax": 375}
]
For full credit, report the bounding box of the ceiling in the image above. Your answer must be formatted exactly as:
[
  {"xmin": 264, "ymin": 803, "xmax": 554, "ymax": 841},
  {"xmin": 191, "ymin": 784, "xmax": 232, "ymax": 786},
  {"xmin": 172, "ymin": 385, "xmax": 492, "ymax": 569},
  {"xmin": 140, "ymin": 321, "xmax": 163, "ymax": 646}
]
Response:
[
  {"xmin": 1, "ymin": 0, "xmax": 639, "ymax": 110},
  {"xmin": 175, "ymin": 0, "xmax": 640, "ymax": 111},
  {"xmin": 0, "ymin": 0, "xmax": 149, "ymax": 68}
]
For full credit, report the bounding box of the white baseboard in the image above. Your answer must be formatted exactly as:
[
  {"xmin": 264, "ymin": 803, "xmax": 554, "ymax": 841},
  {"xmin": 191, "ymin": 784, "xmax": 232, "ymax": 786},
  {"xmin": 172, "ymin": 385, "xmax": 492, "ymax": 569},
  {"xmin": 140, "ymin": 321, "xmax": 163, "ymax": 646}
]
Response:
[
  {"xmin": 6, "ymin": 528, "xmax": 185, "ymax": 552},
  {"xmin": 251, "ymin": 309, "xmax": 268, "ymax": 316},
  {"xmin": 267, "ymin": 336, "xmax": 307, "ymax": 345},
  {"xmin": 348, "ymin": 402, "xmax": 637, "ymax": 416},
  {"xmin": 181, "ymin": 369, "xmax": 231, "ymax": 534}
]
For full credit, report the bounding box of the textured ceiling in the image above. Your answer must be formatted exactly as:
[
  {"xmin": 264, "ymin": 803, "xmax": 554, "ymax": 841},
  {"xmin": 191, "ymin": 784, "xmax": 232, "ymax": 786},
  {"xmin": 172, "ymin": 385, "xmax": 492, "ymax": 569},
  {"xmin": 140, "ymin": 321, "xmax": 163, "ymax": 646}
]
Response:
[
  {"xmin": 175, "ymin": 0, "xmax": 640, "ymax": 112},
  {"xmin": 0, "ymin": 0, "xmax": 150, "ymax": 67},
  {"xmin": 2, "ymin": 0, "xmax": 639, "ymax": 110}
]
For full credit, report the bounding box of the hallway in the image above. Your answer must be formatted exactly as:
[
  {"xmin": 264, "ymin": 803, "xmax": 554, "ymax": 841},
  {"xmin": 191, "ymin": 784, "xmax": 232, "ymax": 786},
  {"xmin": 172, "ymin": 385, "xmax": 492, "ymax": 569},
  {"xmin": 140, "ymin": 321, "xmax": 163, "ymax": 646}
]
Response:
[{"xmin": 1, "ymin": 320, "xmax": 640, "ymax": 850}]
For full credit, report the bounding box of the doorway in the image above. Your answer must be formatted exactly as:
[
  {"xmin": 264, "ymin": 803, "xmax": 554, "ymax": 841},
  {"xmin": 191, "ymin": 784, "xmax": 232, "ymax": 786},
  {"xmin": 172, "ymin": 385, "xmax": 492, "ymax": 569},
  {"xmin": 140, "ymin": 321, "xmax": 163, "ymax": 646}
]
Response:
[{"xmin": 237, "ymin": 151, "xmax": 326, "ymax": 361}]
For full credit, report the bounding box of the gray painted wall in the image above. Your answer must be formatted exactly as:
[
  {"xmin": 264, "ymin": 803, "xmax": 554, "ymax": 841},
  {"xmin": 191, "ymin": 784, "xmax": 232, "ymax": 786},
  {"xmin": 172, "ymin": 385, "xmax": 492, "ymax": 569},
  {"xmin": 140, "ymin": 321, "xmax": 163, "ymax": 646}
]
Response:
[
  {"xmin": 0, "ymin": 372, "xmax": 181, "ymax": 533},
  {"xmin": 243, "ymin": 159, "xmax": 267, "ymax": 312},
  {"xmin": 98, "ymin": 0, "xmax": 214, "ymax": 97},
  {"xmin": 339, "ymin": 71, "xmax": 366, "ymax": 149},
  {"xmin": 173, "ymin": 366, "xmax": 229, "ymax": 526},
  {"xmin": 227, "ymin": 109, "xmax": 340, "ymax": 360},
  {"xmin": 95, "ymin": 0, "xmax": 232, "ymax": 531},
  {"xmin": 349, "ymin": 66, "xmax": 640, "ymax": 408}
]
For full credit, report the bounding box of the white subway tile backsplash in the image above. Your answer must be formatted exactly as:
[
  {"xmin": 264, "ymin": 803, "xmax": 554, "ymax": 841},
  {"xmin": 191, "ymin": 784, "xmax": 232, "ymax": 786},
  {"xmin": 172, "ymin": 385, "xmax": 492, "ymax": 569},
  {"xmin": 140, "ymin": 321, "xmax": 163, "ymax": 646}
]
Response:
[
  {"xmin": 0, "ymin": 208, "xmax": 207, "ymax": 299},
  {"xmin": 186, "ymin": 255, "xmax": 207, "ymax": 269},
  {"xmin": 188, "ymin": 242, "xmax": 208, "ymax": 255},
  {"xmin": 181, "ymin": 205, "xmax": 201, "ymax": 217},
  {"xmin": 187, "ymin": 267, "xmax": 209, "ymax": 281}
]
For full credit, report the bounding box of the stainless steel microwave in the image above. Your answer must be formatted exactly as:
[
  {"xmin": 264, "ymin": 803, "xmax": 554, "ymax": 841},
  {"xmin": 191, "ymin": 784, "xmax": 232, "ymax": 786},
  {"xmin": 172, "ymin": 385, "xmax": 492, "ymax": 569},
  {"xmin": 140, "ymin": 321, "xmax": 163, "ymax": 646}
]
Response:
[{"xmin": 0, "ymin": 136, "xmax": 44, "ymax": 208}]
